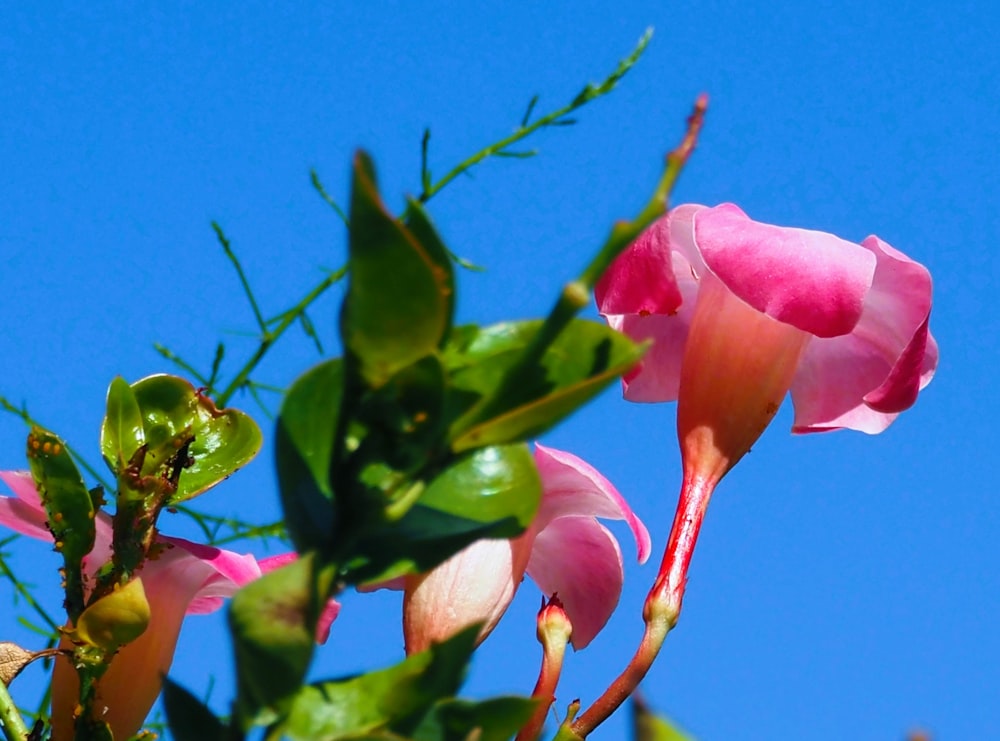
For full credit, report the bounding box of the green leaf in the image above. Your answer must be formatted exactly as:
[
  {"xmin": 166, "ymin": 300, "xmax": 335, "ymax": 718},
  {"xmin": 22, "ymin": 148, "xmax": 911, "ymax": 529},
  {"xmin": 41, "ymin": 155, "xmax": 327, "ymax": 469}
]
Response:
[
  {"xmin": 341, "ymin": 151, "xmax": 453, "ymax": 389},
  {"xmin": 230, "ymin": 551, "xmax": 335, "ymax": 726},
  {"xmin": 411, "ymin": 697, "xmax": 538, "ymax": 741},
  {"xmin": 632, "ymin": 696, "xmax": 696, "ymax": 741},
  {"xmin": 120, "ymin": 374, "xmax": 262, "ymax": 503},
  {"xmin": 162, "ymin": 677, "xmax": 226, "ymax": 741},
  {"xmin": 446, "ymin": 319, "xmax": 645, "ymax": 451},
  {"xmin": 26, "ymin": 427, "xmax": 96, "ymax": 622},
  {"xmin": 345, "ymin": 443, "xmax": 540, "ymax": 585},
  {"xmin": 276, "ymin": 625, "xmax": 480, "ymax": 741},
  {"xmin": 402, "ymin": 199, "xmax": 455, "ymax": 343},
  {"xmin": 100, "ymin": 376, "xmax": 145, "ymax": 474},
  {"xmin": 351, "ymin": 353, "xmax": 448, "ymax": 479},
  {"xmin": 275, "ymin": 359, "xmax": 343, "ymax": 553}
]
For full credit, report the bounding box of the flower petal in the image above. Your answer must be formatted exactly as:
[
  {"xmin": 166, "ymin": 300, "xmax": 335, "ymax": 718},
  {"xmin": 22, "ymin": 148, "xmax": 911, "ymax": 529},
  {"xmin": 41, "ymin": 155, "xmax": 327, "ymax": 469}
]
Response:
[
  {"xmin": 605, "ymin": 249, "xmax": 701, "ymax": 403},
  {"xmin": 596, "ymin": 214, "xmax": 683, "ymax": 316},
  {"xmin": 790, "ymin": 235, "xmax": 937, "ymax": 433},
  {"xmin": 526, "ymin": 516, "xmax": 625, "ymax": 649},
  {"xmin": 533, "ymin": 444, "xmax": 650, "ymax": 563},
  {"xmin": 0, "ymin": 471, "xmax": 51, "ymax": 539},
  {"xmin": 0, "ymin": 470, "xmax": 115, "ymax": 576},
  {"xmin": 691, "ymin": 204, "xmax": 876, "ymax": 338},
  {"xmin": 402, "ymin": 537, "xmax": 527, "ymax": 654},
  {"xmin": 155, "ymin": 535, "xmax": 263, "ymax": 614}
]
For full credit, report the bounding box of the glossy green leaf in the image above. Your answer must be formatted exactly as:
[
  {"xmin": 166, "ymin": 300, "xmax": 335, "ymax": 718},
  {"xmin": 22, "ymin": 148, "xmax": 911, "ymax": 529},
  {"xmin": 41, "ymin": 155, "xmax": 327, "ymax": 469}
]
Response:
[
  {"xmin": 632, "ymin": 697, "xmax": 696, "ymax": 741},
  {"xmin": 411, "ymin": 697, "xmax": 538, "ymax": 741},
  {"xmin": 162, "ymin": 677, "xmax": 226, "ymax": 741},
  {"xmin": 275, "ymin": 359, "xmax": 342, "ymax": 553},
  {"xmin": 100, "ymin": 376, "xmax": 145, "ymax": 474},
  {"xmin": 341, "ymin": 151, "xmax": 453, "ymax": 389},
  {"xmin": 119, "ymin": 374, "xmax": 262, "ymax": 503},
  {"xmin": 446, "ymin": 319, "xmax": 645, "ymax": 451},
  {"xmin": 351, "ymin": 353, "xmax": 448, "ymax": 480},
  {"xmin": 344, "ymin": 443, "xmax": 540, "ymax": 585},
  {"xmin": 276, "ymin": 625, "xmax": 479, "ymax": 741},
  {"xmin": 230, "ymin": 552, "xmax": 334, "ymax": 725},
  {"xmin": 26, "ymin": 427, "xmax": 96, "ymax": 621},
  {"xmin": 403, "ymin": 199, "xmax": 455, "ymax": 344}
]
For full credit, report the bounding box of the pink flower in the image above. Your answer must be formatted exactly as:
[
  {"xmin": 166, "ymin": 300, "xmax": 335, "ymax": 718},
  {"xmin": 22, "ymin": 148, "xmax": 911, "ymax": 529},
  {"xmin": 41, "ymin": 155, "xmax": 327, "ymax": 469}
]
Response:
[
  {"xmin": 401, "ymin": 443, "xmax": 651, "ymax": 653},
  {"xmin": 595, "ymin": 203, "xmax": 937, "ymax": 614},
  {"xmin": 0, "ymin": 470, "xmax": 340, "ymax": 741}
]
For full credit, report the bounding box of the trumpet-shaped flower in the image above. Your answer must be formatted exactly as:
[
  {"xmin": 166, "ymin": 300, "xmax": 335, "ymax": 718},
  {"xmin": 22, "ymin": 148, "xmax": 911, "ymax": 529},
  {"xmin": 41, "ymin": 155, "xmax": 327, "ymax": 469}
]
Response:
[
  {"xmin": 595, "ymin": 203, "xmax": 937, "ymax": 613},
  {"xmin": 401, "ymin": 443, "xmax": 651, "ymax": 653},
  {"xmin": 0, "ymin": 470, "xmax": 339, "ymax": 741}
]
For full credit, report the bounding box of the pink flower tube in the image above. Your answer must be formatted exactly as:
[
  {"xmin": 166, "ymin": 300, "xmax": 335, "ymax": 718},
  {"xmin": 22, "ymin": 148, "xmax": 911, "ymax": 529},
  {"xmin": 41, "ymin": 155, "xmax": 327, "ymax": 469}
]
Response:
[
  {"xmin": 401, "ymin": 443, "xmax": 651, "ymax": 653},
  {"xmin": 595, "ymin": 203, "xmax": 937, "ymax": 615},
  {"xmin": 0, "ymin": 471, "xmax": 339, "ymax": 741}
]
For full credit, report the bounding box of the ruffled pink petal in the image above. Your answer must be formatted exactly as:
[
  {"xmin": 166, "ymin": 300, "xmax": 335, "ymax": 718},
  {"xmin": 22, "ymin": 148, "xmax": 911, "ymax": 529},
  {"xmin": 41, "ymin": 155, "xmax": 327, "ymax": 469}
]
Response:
[
  {"xmin": 154, "ymin": 535, "xmax": 261, "ymax": 614},
  {"xmin": 533, "ymin": 444, "xmax": 650, "ymax": 563},
  {"xmin": 689, "ymin": 204, "xmax": 876, "ymax": 338},
  {"xmin": 790, "ymin": 235, "xmax": 937, "ymax": 433},
  {"xmin": 596, "ymin": 215, "xmax": 683, "ymax": 316},
  {"xmin": 526, "ymin": 516, "xmax": 625, "ymax": 649}
]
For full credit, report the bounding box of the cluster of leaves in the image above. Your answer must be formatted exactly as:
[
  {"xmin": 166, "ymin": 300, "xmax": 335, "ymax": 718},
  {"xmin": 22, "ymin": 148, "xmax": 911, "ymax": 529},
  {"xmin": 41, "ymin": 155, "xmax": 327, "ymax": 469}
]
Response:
[
  {"xmin": 187, "ymin": 149, "xmax": 649, "ymax": 740},
  {"xmin": 0, "ymin": 28, "xmax": 705, "ymax": 741}
]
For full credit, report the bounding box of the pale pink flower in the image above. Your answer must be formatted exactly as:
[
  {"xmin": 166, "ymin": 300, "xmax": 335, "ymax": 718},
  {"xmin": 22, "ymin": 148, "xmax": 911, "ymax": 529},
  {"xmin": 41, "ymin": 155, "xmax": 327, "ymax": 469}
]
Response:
[
  {"xmin": 401, "ymin": 443, "xmax": 650, "ymax": 653},
  {"xmin": 0, "ymin": 470, "xmax": 339, "ymax": 741}
]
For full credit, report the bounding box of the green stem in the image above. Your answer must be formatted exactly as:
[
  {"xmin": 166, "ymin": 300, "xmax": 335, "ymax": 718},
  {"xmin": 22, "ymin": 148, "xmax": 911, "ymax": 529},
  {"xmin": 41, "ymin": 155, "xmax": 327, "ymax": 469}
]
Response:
[
  {"xmin": 216, "ymin": 266, "xmax": 345, "ymax": 407},
  {"xmin": 0, "ymin": 679, "xmax": 29, "ymax": 741},
  {"xmin": 451, "ymin": 94, "xmax": 707, "ymax": 443},
  {"xmin": 213, "ymin": 222, "xmax": 267, "ymax": 333},
  {"xmin": 414, "ymin": 28, "xmax": 654, "ymax": 208}
]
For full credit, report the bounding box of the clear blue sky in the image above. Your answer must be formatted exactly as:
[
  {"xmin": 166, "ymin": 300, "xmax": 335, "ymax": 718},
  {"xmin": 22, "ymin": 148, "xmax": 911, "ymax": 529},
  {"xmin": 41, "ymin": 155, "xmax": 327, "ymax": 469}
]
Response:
[{"xmin": 1, "ymin": 2, "xmax": 996, "ymax": 739}]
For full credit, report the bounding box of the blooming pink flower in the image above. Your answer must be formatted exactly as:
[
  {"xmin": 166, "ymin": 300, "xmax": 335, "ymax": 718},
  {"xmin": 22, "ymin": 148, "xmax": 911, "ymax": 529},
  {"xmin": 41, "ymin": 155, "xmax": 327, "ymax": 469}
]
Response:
[
  {"xmin": 401, "ymin": 443, "xmax": 651, "ymax": 653},
  {"xmin": 596, "ymin": 203, "xmax": 937, "ymax": 614},
  {"xmin": 0, "ymin": 470, "xmax": 339, "ymax": 741}
]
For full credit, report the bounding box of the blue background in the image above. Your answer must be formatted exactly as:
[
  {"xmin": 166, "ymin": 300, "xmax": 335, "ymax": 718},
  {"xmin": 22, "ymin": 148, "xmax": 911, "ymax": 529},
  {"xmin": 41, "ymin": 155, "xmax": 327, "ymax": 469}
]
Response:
[{"xmin": 1, "ymin": 2, "xmax": 995, "ymax": 739}]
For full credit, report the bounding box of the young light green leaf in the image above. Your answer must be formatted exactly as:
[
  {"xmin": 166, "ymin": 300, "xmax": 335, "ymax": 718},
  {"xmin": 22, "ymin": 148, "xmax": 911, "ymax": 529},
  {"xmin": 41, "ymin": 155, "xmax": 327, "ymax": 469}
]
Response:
[
  {"xmin": 100, "ymin": 376, "xmax": 146, "ymax": 474},
  {"xmin": 125, "ymin": 374, "xmax": 262, "ymax": 503}
]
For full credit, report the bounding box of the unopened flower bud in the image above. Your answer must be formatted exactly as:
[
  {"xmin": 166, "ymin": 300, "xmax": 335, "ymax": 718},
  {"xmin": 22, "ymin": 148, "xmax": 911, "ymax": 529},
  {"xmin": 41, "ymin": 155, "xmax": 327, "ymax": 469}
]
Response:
[{"xmin": 537, "ymin": 595, "xmax": 572, "ymax": 648}]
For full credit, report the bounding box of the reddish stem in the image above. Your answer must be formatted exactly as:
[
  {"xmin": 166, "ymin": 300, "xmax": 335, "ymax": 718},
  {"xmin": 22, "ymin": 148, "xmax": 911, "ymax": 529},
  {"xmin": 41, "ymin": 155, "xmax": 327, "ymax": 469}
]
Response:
[{"xmin": 571, "ymin": 471, "xmax": 716, "ymax": 737}]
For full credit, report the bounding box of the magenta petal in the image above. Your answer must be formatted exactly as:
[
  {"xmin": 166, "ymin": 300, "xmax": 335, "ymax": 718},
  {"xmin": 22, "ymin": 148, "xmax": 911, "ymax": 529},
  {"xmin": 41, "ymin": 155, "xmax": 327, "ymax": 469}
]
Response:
[
  {"xmin": 534, "ymin": 443, "xmax": 650, "ymax": 563},
  {"xmin": 606, "ymin": 248, "xmax": 701, "ymax": 403},
  {"xmin": 0, "ymin": 470, "xmax": 115, "ymax": 574},
  {"xmin": 790, "ymin": 235, "xmax": 936, "ymax": 433},
  {"xmin": 0, "ymin": 471, "xmax": 51, "ymax": 539},
  {"xmin": 526, "ymin": 516, "xmax": 624, "ymax": 649},
  {"xmin": 692, "ymin": 204, "xmax": 876, "ymax": 338},
  {"xmin": 596, "ymin": 215, "xmax": 683, "ymax": 316}
]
